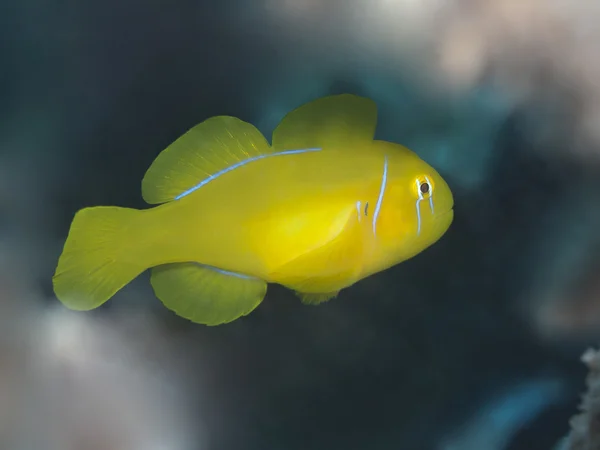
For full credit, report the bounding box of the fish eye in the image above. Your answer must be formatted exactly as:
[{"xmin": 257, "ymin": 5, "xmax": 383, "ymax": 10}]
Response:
[{"xmin": 414, "ymin": 176, "xmax": 434, "ymax": 198}]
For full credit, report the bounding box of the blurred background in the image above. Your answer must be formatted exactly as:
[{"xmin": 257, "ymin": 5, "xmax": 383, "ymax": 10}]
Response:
[{"xmin": 2, "ymin": 0, "xmax": 600, "ymax": 449}]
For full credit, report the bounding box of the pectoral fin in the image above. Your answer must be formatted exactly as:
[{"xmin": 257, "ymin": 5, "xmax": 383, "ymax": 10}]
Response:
[
  {"xmin": 150, "ymin": 263, "xmax": 267, "ymax": 325},
  {"xmin": 270, "ymin": 207, "xmax": 364, "ymax": 299}
]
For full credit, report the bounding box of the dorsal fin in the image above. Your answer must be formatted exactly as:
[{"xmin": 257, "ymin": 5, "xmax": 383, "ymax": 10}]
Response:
[
  {"xmin": 141, "ymin": 116, "xmax": 272, "ymax": 204},
  {"xmin": 272, "ymin": 94, "xmax": 378, "ymax": 151}
]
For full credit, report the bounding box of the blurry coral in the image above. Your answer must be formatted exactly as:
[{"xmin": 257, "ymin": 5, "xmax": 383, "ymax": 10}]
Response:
[
  {"xmin": 556, "ymin": 348, "xmax": 600, "ymax": 450},
  {"xmin": 0, "ymin": 240, "xmax": 198, "ymax": 450},
  {"xmin": 259, "ymin": 0, "xmax": 600, "ymax": 158},
  {"xmin": 24, "ymin": 307, "xmax": 199, "ymax": 450}
]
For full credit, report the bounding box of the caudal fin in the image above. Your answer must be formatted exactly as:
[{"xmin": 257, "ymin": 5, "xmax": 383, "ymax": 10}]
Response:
[{"xmin": 53, "ymin": 206, "xmax": 148, "ymax": 311}]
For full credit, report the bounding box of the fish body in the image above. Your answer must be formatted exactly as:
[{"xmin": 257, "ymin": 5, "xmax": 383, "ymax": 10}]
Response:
[{"xmin": 53, "ymin": 94, "xmax": 454, "ymax": 325}]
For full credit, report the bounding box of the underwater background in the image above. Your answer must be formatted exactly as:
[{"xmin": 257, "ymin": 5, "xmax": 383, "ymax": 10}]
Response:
[{"xmin": 1, "ymin": 0, "xmax": 600, "ymax": 449}]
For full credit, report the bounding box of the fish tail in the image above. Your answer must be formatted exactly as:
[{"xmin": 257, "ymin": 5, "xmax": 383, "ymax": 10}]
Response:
[{"xmin": 53, "ymin": 206, "xmax": 150, "ymax": 311}]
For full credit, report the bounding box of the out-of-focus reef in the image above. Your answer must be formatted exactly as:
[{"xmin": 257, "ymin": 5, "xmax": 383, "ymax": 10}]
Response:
[
  {"xmin": 3, "ymin": 0, "xmax": 600, "ymax": 449},
  {"xmin": 558, "ymin": 348, "xmax": 600, "ymax": 450}
]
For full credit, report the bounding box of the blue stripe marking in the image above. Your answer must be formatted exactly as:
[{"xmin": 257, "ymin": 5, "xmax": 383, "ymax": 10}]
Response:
[
  {"xmin": 193, "ymin": 262, "xmax": 258, "ymax": 280},
  {"xmin": 211, "ymin": 267, "xmax": 256, "ymax": 280},
  {"xmin": 372, "ymin": 155, "xmax": 388, "ymax": 235},
  {"xmin": 415, "ymin": 179, "xmax": 423, "ymax": 236},
  {"xmin": 174, "ymin": 147, "xmax": 322, "ymax": 200},
  {"xmin": 426, "ymin": 176, "xmax": 434, "ymax": 214}
]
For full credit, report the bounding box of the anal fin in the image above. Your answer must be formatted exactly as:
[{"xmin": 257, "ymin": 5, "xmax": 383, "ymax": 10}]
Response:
[
  {"xmin": 295, "ymin": 291, "xmax": 340, "ymax": 305},
  {"xmin": 150, "ymin": 262, "xmax": 267, "ymax": 325}
]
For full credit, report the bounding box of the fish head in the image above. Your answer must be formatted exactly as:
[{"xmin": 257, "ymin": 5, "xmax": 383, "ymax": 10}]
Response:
[
  {"xmin": 408, "ymin": 163, "xmax": 454, "ymax": 248},
  {"xmin": 376, "ymin": 142, "xmax": 454, "ymax": 262}
]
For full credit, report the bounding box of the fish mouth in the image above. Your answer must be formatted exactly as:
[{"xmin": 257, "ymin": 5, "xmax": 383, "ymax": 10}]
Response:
[{"xmin": 435, "ymin": 208, "xmax": 454, "ymax": 221}]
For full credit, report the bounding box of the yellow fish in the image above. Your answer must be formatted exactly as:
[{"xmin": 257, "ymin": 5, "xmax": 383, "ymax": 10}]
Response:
[{"xmin": 53, "ymin": 94, "xmax": 454, "ymax": 325}]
